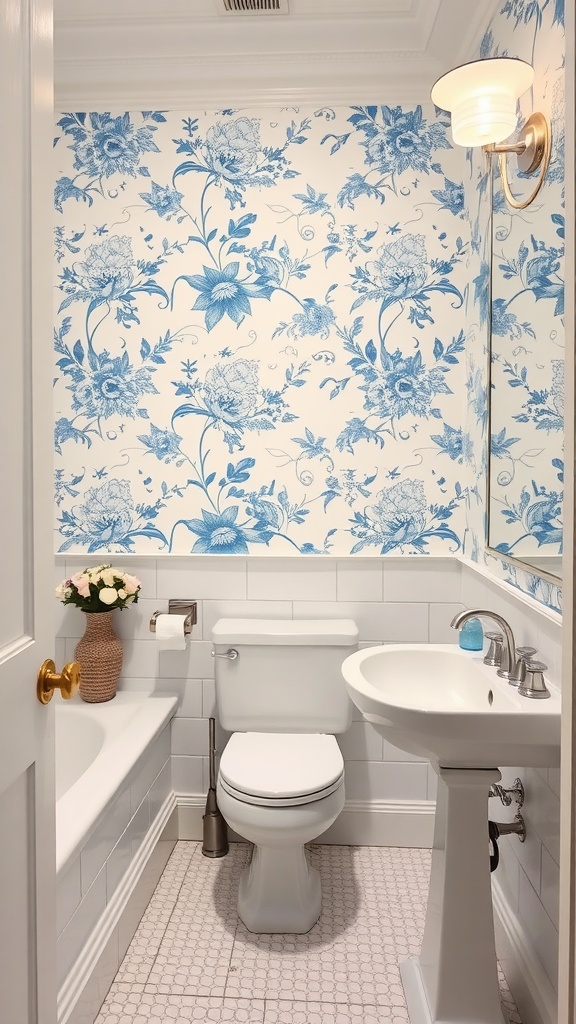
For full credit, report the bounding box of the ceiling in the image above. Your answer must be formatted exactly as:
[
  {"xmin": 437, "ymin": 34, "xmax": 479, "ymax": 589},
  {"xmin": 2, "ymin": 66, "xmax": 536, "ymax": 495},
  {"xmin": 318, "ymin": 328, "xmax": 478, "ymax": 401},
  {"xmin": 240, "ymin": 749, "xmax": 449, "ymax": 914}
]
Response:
[{"xmin": 54, "ymin": 0, "xmax": 499, "ymax": 108}]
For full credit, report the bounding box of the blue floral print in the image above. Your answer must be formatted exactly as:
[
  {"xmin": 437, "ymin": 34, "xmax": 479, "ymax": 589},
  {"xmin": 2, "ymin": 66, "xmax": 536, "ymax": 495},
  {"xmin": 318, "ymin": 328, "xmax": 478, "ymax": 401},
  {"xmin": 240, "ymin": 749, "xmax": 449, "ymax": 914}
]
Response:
[
  {"xmin": 58, "ymin": 479, "xmax": 167, "ymax": 552},
  {"xmin": 178, "ymin": 506, "xmax": 270, "ymax": 554},
  {"xmin": 329, "ymin": 105, "xmax": 451, "ymax": 210},
  {"xmin": 67, "ymin": 236, "xmax": 136, "ymax": 304},
  {"xmin": 138, "ymin": 424, "xmax": 183, "ymax": 462},
  {"xmin": 70, "ymin": 353, "xmax": 158, "ymax": 420},
  {"xmin": 173, "ymin": 262, "xmax": 273, "ymax": 331},
  {"xmin": 362, "ymin": 350, "xmax": 451, "ymax": 420},
  {"xmin": 431, "ymin": 424, "xmax": 464, "ymax": 462},
  {"xmin": 53, "ymin": 104, "xmax": 467, "ymax": 555},
  {"xmin": 351, "ymin": 105, "xmax": 450, "ymax": 177},
  {"xmin": 139, "ymin": 182, "xmax": 184, "ymax": 219},
  {"xmin": 204, "ymin": 360, "xmax": 261, "ymax": 426},
  {"xmin": 54, "ymin": 112, "xmax": 165, "ymax": 212},
  {"xmin": 57, "ymin": 235, "xmax": 170, "ymax": 332},
  {"xmin": 431, "ymin": 178, "xmax": 465, "ymax": 216},
  {"xmin": 349, "ymin": 478, "xmax": 461, "ymax": 554},
  {"xmin": 172, "ymin": 114, "xmax": 310, "ymax": 209},
  {"xmin": 205, "ymin": 118, "xmax": 261, "ymax": 181},
  {"xmin": 496, "ymin": 480, "xmax": 563, "ymax": 552},
  {"xmin": 70, "ymin": 112, "xmax": 160, "ymax": 178},
  {"xmin": 366, "ymin": 234, "xmax": 428, "ymax": 302},
  {"xmin": 277, "ymin": 298, "xmax": 335, "ymax": 340}
]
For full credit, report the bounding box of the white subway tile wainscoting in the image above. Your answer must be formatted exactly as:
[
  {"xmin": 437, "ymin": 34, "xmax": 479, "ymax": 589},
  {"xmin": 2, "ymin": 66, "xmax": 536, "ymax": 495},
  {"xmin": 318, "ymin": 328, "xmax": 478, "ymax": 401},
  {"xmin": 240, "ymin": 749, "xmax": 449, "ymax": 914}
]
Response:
[
  {"xmin": 94, "ymin": 842, "xmax": 522, "ymax": 1024},
  {"xmin": 56, "ymin": 554, "xmax": 562, "ymax": 1024}
]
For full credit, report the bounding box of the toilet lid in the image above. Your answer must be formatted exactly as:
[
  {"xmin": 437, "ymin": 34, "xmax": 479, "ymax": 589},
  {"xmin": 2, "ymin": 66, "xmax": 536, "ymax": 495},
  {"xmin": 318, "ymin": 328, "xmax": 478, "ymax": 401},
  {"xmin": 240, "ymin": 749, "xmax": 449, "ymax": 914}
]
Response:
[{"xmin": 219, "ymin": 733, "xmax": 344, "ymax": 802}]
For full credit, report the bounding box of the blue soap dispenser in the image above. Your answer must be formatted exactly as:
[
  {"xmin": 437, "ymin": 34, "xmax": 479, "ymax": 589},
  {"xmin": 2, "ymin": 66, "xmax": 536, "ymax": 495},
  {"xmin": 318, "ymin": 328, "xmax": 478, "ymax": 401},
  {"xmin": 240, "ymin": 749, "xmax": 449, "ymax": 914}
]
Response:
[{"xmin": 458, "ymin": 617, "xmax": 483, "ymax": 651}]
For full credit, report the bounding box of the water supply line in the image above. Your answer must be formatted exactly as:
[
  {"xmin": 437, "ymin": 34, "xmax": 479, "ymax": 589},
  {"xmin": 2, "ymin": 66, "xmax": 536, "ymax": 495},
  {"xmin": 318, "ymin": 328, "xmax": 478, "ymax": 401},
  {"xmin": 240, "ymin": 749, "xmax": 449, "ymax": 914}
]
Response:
[{"xmin": 488, "ymin": 812, "xmax": 526, "ymax": 872}]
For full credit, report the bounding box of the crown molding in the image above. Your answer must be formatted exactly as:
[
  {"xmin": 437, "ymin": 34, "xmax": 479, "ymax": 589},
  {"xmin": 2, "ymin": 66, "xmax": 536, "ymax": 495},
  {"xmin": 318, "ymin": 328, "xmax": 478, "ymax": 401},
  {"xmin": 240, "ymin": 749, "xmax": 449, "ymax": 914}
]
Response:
[
  {"xmin": 54, "ymin": 10, "xmax": 441, "ymax": 61},
  {"xmin": 54, "ymin": 0, "xmax": 497, "ymax": 110},
  {"xmin": 54, "ymin": 0, "xmax": 417, "ymax": 26},
  {"xmin": 54, "ymin": 52, "xmax": 443, "ymax": 109}
]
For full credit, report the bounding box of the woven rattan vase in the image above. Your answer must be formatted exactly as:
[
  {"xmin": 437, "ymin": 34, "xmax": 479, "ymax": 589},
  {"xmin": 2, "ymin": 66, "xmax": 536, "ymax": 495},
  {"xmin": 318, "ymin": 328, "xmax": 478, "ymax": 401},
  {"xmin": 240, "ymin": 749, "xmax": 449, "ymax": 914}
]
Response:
[{"xmin": 75, "ymin": 611, "xmax": 123, "ymax": 703}]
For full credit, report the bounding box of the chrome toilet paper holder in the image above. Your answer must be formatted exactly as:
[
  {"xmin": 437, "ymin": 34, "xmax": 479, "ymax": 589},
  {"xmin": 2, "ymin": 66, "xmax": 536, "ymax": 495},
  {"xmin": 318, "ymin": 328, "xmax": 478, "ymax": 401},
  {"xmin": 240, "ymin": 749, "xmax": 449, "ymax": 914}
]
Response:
[{"xmin": 149, "ymin": 600, "xmax": 197, "ymax": 635}]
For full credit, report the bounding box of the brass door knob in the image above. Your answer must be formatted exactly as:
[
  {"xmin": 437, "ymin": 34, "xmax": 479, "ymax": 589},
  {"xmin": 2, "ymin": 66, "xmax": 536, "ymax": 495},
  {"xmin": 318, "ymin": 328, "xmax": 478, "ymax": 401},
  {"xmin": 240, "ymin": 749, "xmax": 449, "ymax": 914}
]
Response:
[{"xmin": 37, "ymin": 659, "xmax": 80, "ymax": 704}]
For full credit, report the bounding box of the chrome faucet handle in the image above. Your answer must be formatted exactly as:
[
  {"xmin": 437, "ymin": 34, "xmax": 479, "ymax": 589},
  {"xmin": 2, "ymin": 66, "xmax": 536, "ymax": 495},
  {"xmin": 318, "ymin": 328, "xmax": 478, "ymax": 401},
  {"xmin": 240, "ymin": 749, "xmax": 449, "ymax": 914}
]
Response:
[
  {"xmin": 518, "ymin": 661, "xmax": 550, "ymax": 699},
  {"xmin": 507, "ymin": 647, "xmax": 538, "ymax": 686},
  {"xmin": 484, "ymin": 632, "xmax": 504, "ymax": 667},
  {"xmin": 516, "ymin": 646, "xmax": 537, "ymax": 660}
]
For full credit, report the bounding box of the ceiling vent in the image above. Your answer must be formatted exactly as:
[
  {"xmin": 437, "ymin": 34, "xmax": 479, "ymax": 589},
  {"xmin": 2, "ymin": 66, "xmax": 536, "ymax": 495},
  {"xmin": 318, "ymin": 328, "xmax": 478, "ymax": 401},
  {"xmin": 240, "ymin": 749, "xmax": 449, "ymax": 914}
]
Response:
[{"xmin": 217, "ymin": 0, "xmax": 289, "ymax": 12}]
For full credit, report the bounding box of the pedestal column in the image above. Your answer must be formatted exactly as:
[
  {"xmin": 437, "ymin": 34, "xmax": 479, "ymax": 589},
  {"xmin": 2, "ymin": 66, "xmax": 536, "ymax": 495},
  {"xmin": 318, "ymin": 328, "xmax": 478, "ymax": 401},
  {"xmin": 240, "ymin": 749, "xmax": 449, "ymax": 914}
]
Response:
[{"xmin": 401, "ymin": 766, "xmax": 506, "ymax": 1024}]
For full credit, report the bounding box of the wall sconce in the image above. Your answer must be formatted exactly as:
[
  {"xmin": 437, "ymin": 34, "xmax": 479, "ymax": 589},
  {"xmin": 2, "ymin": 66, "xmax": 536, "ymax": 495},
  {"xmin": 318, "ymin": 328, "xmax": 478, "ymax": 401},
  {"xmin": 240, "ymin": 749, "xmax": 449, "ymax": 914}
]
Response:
[{"xmin": 431, "ymin": 57, "xmax": 551, "ymax": 210}]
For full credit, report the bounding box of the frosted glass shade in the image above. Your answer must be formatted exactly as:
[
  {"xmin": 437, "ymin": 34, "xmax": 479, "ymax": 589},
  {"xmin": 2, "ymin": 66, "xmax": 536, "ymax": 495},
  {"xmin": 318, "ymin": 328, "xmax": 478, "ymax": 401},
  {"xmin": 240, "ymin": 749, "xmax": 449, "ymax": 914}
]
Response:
[{"xmin": 431, "ymin": 57, "xmax": 534, "ymax": 147}]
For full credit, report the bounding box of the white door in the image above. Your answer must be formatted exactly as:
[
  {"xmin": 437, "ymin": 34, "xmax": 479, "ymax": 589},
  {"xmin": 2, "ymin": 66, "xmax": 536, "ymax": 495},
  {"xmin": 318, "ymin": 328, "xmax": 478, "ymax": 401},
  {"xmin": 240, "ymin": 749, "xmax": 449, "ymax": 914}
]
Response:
[{"xmin": 0, "ymin": 1, "xmax": 57, "ymax": 1021}]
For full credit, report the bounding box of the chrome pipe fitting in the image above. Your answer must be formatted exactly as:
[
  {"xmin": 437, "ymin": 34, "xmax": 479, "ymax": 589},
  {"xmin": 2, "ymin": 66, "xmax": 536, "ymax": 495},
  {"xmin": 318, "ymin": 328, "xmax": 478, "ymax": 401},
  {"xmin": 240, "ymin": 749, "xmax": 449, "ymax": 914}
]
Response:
[
  {"xmin": 491, "ymin": 812, "xmax": 526, "ymax": 843},
  {"xmin": 489, "ymin": 778, "xmax": 524, "ymax": 808}
]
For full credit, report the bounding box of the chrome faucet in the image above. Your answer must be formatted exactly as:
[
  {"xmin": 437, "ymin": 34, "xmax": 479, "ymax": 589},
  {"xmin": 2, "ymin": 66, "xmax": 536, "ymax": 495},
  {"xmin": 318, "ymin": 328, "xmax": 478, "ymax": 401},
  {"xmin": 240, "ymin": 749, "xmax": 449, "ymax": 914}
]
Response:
[
  {"xmin": 451, "ymin": 609, "xmax": 550, "ymax": 696},
  {"xmin": 451, "ymin": 609, "xmax": 518, "ymax": 681}
]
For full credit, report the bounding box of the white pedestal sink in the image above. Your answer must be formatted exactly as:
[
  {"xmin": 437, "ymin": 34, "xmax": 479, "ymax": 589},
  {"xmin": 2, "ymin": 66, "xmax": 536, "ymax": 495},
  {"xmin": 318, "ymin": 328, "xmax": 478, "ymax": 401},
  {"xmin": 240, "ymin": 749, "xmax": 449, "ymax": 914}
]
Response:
[{"xmin": 342, "ymin": 644, "xmax": 561, "ymax": 1024}]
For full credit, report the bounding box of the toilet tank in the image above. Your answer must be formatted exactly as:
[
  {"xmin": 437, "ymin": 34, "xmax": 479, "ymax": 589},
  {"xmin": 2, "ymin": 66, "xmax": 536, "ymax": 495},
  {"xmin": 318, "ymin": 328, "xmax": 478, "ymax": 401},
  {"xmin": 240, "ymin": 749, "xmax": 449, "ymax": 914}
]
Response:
[{"xmin": 212, "ymin": 618, "xmax": 359, "ymax": 733}]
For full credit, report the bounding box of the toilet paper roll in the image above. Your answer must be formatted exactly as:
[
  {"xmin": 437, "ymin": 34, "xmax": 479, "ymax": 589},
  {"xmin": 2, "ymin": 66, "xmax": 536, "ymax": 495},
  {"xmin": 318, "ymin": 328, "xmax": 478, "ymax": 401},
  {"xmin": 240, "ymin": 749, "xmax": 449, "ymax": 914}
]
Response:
[{"xmin": 155, "ymin": 613, "xmax": 188, "ymax": 651}]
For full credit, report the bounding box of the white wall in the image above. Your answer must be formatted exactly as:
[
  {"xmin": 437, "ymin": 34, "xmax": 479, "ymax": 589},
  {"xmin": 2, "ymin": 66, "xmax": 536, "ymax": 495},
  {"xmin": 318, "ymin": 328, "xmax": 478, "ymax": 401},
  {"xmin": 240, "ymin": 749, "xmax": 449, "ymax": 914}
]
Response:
[{"xmin": 461, "ymin": 560, "xmax": 561, "ymax": 1024}]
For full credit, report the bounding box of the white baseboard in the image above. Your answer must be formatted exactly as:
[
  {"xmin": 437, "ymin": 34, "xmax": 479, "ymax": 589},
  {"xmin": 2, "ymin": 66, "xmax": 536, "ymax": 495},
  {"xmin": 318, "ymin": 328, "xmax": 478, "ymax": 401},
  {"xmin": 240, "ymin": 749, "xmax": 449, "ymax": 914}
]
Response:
[
  {"xmin": 321, "ymin": 798, "xmax": 435, "ymax": 847},
  {"xmin": 58, "ymin": 794, "xmax": 177, "ymax": 1024},
  {"xmin": 175, "ymin": 794, "xmax": 435, "ymax": 849},
  {"xmin": 492, "ymin": 877, "xmax": 557, "ymax": 1024},
  {"xmin": 176, "ymin": 794, "xmax": 205, "ymax": 840}
]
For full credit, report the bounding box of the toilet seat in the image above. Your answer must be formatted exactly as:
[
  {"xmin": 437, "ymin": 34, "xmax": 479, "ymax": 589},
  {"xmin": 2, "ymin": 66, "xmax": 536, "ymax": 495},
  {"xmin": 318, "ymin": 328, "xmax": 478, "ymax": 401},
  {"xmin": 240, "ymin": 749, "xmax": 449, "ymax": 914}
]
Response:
[{"xmin": 219, "ymin": 732, "xmax": 344, "ymax": 808}]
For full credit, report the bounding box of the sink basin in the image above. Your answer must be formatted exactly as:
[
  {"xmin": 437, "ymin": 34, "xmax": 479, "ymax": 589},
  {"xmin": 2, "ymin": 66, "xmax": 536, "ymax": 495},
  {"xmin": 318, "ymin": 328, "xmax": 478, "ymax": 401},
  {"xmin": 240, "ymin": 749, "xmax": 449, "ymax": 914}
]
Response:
[{"xmin": 342, "ymin": 643, "xmax": 560, "ymax": 768}]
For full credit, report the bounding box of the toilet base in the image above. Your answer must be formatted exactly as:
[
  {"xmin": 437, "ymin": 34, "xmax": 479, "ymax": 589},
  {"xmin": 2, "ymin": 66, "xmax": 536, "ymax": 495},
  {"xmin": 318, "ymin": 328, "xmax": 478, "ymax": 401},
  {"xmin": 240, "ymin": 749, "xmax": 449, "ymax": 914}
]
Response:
[{"xmin": 238, "ymin": 844, "xmax": 321, "ymax": 933}]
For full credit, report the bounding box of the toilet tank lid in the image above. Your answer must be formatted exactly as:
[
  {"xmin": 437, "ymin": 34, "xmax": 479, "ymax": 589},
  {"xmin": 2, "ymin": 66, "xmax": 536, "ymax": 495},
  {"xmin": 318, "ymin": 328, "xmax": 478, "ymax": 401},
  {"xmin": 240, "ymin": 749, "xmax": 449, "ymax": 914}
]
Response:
[{"xmin": 211, "ymin": 618, "xmax": 359, "ymax": 646}]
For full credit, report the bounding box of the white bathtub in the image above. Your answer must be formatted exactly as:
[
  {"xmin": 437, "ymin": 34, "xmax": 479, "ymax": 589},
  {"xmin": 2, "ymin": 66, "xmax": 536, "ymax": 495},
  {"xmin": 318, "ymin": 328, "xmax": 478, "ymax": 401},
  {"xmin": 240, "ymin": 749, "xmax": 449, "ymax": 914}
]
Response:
[
  {"xmin": 56, "ymin": 692, "xmax": 177, "ymax": 1010},
  {"xmin": 56, "ymin": 691, "xmax": 177, "ymax": 874}
]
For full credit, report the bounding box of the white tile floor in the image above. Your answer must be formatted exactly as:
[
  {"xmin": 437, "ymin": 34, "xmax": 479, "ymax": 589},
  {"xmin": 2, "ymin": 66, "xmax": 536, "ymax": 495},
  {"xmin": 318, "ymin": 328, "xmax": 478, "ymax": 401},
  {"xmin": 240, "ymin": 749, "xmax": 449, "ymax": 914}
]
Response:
[{"xmin": 95, "ymin": 841, "xmax": 521, "ymax": 1024}]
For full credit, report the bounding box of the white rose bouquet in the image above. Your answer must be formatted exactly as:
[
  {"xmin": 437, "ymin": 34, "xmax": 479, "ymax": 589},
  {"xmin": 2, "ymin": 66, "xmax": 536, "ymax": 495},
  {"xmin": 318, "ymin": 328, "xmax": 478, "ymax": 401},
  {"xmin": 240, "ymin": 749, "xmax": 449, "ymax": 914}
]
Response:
[{"xmin": 56, "ymin": 564, "xmax": 141, "ymax": 612}]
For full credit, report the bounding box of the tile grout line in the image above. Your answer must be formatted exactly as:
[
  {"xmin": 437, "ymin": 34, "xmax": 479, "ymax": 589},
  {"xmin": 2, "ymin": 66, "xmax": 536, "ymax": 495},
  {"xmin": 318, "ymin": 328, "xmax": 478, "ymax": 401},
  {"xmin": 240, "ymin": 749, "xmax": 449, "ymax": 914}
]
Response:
[
  {"xmin": 95, "ymin": 843, "xmax": 523, "ymax": 1023},
  {"xmin": 222, "ymin": 845, "xmax": 251, "ymax": 1001},
  {"xmin": 143, "ymin": 841, "xmax": 206, "ymax": 986},
  {"xmin": 123, "ymin": 841, "xmax": 199, "ymax": 990}
]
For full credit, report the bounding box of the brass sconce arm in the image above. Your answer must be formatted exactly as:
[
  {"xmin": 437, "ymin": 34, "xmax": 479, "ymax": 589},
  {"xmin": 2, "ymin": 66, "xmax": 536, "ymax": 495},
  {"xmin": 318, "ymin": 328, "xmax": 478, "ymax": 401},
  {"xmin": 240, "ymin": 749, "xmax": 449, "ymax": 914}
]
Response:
[{"xmin": 484, "ymin": 112, "xmax": 552, "ymax": 210}]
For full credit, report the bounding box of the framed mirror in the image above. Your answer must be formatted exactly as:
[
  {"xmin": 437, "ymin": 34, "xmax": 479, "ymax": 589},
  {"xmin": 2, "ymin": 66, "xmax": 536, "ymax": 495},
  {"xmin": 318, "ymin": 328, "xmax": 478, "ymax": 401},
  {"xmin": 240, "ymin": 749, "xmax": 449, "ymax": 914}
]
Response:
[{"xmin": 487, "ymin": 136, "xmax": 565, "ymax": 583}]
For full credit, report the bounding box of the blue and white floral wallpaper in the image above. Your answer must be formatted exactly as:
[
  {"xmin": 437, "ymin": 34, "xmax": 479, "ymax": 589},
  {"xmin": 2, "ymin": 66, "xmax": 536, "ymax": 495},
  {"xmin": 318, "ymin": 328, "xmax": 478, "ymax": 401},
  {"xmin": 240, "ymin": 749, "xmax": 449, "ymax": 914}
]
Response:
[
  {"xmin": 52, "ymin": 0, "xmax": 566, "ymax": 614},
  {"xmin": 54, "ymin": 104, "xmax": 470, "ymax": 555},
  {"xmin": 463, "ymin": 0, "xmax": 565, "ymax": 611}
]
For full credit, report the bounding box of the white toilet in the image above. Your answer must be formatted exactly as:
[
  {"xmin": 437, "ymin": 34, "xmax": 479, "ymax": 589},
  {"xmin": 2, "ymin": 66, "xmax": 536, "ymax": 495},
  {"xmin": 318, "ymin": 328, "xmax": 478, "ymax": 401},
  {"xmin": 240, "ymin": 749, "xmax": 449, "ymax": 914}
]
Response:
[{"xmin": 212, "ymin": 618, "xmax": 359, "ymax": 934}]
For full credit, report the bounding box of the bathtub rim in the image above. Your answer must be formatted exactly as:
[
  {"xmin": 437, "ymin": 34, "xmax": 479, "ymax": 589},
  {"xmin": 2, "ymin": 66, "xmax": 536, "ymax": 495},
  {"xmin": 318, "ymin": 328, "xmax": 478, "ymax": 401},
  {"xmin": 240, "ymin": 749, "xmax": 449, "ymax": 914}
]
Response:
[{"xmin": 56, "ymin": 691, "xmax": 177, "ymax": 876}]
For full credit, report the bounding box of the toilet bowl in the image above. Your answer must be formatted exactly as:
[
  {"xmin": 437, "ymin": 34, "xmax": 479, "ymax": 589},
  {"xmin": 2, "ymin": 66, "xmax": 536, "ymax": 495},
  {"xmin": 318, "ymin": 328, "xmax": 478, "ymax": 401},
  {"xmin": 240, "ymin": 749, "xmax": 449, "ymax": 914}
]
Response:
[
  {"xmin": 212, "ymin": 618, "xmax": 358, "ymax": 933},
  {"xmin": 217, "ymin": 732, "xmax": 345, "ymax": 933}
]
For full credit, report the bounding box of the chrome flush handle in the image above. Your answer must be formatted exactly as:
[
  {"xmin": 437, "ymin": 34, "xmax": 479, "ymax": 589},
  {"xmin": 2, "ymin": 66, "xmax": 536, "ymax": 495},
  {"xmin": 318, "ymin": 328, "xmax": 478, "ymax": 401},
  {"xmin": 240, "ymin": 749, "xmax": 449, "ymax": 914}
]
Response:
[{"xmin": 211, "ymin": 648, "xmax": 239, "ymax": 661}]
